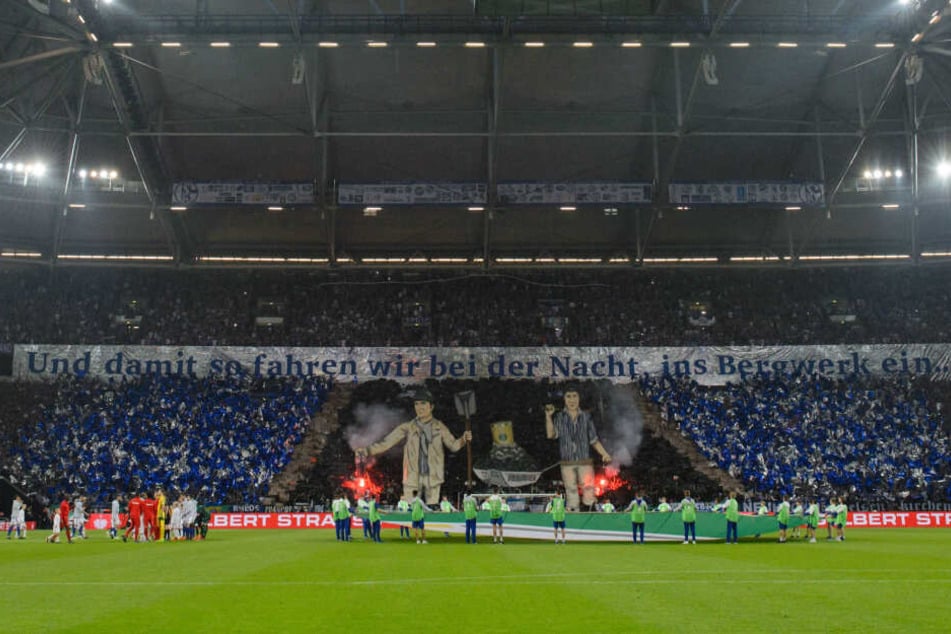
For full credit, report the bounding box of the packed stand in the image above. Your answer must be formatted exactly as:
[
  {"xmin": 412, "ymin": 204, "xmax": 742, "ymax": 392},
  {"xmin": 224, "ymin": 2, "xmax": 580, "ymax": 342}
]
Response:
[
  {"xmin": 3, "ymin": 265, "xmax": 951, "ymax": 347},
  {"xmin": 640, "ymin": 373, "xmax": 951, "ymax": 505},
  {"xmin": 3, "ymin": 374, "xmax": 330, "ymax": 506}
]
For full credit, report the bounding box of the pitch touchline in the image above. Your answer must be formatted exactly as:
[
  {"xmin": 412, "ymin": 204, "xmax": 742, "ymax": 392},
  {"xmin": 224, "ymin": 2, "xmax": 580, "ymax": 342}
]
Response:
[{"xmin": 5, "ymin": 576, "xmax": 951, "ymax": 588}]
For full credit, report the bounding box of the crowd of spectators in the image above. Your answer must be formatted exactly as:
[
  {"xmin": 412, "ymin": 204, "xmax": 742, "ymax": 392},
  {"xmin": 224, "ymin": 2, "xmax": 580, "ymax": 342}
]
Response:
[
  {"xmin": 2, "ymin": 374, "xmax": 329, "ymax": 506},
  {"xmin": 4, "ymin": 263, "xmax": 951, "ymax": 508},
  {"xmin": 641, "ymin": 373, "xmax": 951, "ymax": 505},
  {"xmin": 2, "ymin": 264, "xmax": 951, "ymax": 347}
]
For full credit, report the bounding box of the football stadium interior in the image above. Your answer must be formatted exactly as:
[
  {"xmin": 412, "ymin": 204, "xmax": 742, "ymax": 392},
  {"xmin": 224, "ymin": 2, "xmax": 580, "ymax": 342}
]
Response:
[{"xmin": 2, "ymin": 0, "xmax": 951, "ymax": 527}]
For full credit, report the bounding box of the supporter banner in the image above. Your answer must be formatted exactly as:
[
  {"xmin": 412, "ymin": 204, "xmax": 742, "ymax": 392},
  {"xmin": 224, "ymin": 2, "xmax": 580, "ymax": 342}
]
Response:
[
  {"xmin": 497, "ymin": 182, "xmax": 652, "ymax": 205},
  {"xmin": 669, "ymin": 181, "xmax": 824, "ymax": 205},
  {"xmin": 171, "ymin": 181, "xmax": 315, "ymax": 206},
  {"xmin": 13, "ymin": 344, "xmax": 951, "ymax": 385},
  {"xmin": 337, "ymin": 183, "xmax": 487, "ymax": 206},
  {"xmin": 0, "ymin": 521, "xmax": 37, "ymax": 531},
  {"xmin": 196, "ymin": 511, "xmax": 805, "ymax": 540}
]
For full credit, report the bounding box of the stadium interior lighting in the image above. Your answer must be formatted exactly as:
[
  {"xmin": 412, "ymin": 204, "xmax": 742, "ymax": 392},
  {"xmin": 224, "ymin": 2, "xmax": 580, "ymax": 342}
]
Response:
[
  {"xmin": 559, "ymin": 206, "xmax": 577, "ymax": 211},
  {"xmin": 875, "ymin": 42, "xmax": 895, "ymax": 48},
  {"xmin": 938, "ymin": 161, "xmax": 951, "ymax": 178},
  {"xmin": 113, "ymin": 42, "xmax": 133, "ymax": 48},
  {"xmin": 671, "ymin": 41, "xmax": 691, "ymax": 47},
  {"xmin": 785, "ymin": 206, "xmax": 801, "ymax": 211},
  {"xmin": 799, "ymin": 254, "xmax": 909, "ymax": 261},
  {"xmin": 881, "ymin": 203, "xmax": 901, "ymax": 209},
  {"xmin": 267, "ymin": 206, "xmax": 283, "ymax": 211},
  {"xmin": 67, "ymin": 203, "xmax": 86, "ymax": 208},
  {"xmin": 0, "ymin": 250, "xmax": 42, "ymax": 258},
  {"xmin": 170, "ymin": 206, "xmax": 187, "ymax": 211},
  {"xmin": 777, "ymin": 42, "xmax": 798, "ymax": 48},
  {"xmin": 731, "ymin": 256, "xmax": 781, "ymax": 262},
  {"xmin": 827, "ymin": 42, "xmax": 847, "ymax": 48},
  {"xmin": 573, "ymin": 41, "xmax": 594, "ymax": 48},
  {"xmin": 259, "ymin": 42, "xmax": 280, "ymax": 48},
  {"xmin": 430, "ymin": 258, "xmax": 468, "ymax": 263},
  {"xmin": 524, "ymin": 41, "xmax": 545, "ymax": 48},
  {"xmin": 643, "ymin": 257, "xmax": 718, "ymax": 263},
  {"xmin": 367, "ymin": 41, "xmax": 388, "ymax": 48},
  {"xmin": 318, "ymin": 42, "xmax": 339, "ymax": 48},
  {"xmin": 729, "ymin": 42, "xmax": 750, "ymax": 48},
  {"xmin": 161, "ymin": 42, "xmax": 181, "ymax": 47},
  {"xmin": 210, "ymin": 42, "xmax": 231, "ymax": 47},
  {"xmin": 911, "ymin": 33, "xmax": 924, "ymax": 43},
  {"xmin": 364, "ymin": 206, "xmax": 382, "ymax": 212},
  {"xmin": 609, "ymin": 257, "xmax": 631, "ymax": 263},
  {"xmin": 199, "ymin": 256, "xmax": 329, "ymax": 264},
  {"xmin": 621, "ymin": 41, "xmax": 642, "ymax": 48},
  {"xmin": 416, "ymin": 41, "xmax": 437, "ymax": 47},
  {"xmin": 59, "ymin": 254, "xmax": 175, "ymax": 261},
  {"xmin": 465, "ymin": 42, "xmax": 486, "ymax": 48},
  {"xmin": 467, "ymin": 206, "xmax": 484, "ymax": 212}
]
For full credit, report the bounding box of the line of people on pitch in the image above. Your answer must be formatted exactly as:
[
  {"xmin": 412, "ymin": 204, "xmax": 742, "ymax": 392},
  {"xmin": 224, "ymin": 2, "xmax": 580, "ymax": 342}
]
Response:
[
  {"xmin": 329, "ymin": 486, "xmax": 512, "ymax": 545},
  {"xmin": 117, "ymin": 490, "xmax": 210, "ymax": 543}
]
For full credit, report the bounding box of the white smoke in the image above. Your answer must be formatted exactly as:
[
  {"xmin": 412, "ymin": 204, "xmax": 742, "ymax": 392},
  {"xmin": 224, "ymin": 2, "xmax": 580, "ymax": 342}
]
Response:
[
  {"xmin": 345, "ymin": 402, "xmax": 406, "ymax": 452},
  {"xmin": 595, "ymin": 382, "xmax": 644, "ymax": 473}
]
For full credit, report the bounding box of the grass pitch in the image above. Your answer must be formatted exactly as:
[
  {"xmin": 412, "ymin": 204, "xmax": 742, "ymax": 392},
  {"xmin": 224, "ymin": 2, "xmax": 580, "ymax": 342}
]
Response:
[{"xmin": 3, "ymin": 528, "xmax": 949, "ymax": 633}]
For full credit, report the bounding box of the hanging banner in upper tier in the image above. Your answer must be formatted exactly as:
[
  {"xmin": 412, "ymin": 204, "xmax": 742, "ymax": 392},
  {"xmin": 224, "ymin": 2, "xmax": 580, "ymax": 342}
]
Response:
[
  {"xmin": 171, "ymin": 181, "xmax": 315, "ymax": 206},
  {"xmin": 337, "ymin": 183, "xmax": 487, "ymax": 206},
  {"xmin": 668, "ymin": 182, "xmax": 824, "ymax": 206},
  {"xmin": 497, "ymin": 182, "xmax": 652, "ymax": 205},
  {"xmin": 12, "ymin": 344, "xmax": 951, "ymax": 384}
]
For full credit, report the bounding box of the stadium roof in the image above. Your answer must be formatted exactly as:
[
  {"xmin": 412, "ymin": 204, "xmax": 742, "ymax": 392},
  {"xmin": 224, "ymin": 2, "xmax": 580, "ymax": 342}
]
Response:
[{"xmin": 1, "ymin": 0, "xmax": 951, "ymax": 267}]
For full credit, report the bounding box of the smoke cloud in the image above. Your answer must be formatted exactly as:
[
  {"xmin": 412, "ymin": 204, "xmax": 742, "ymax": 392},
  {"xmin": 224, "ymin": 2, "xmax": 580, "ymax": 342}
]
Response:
[
  {"xmin": 345, "ymin": 402, "xmax": 406, "ymax": 452},
  {"xmin": 594, "ymin": 382, "xmax": 644, "ymax": 472}
]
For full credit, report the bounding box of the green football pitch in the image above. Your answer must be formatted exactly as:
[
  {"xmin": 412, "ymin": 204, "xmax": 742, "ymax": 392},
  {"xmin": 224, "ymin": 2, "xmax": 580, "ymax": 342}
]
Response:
[{"xmin": 3, "ymin": 528, "xmax": 949, "ymax": 633}]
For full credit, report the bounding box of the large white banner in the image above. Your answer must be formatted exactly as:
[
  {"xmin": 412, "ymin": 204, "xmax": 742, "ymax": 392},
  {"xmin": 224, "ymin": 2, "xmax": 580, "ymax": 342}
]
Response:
[
  {"xmin": 669, "ymin": 182, "xmax": 824, "ymax": 206},
  {"xmin": 13, "ymin": 344, "xmax": 951, "ymax": 384},
  {"xmin": 171, "ymin": 181, "xmax": 315, "ymax": 206},
  {"xmin": 337, "ymin": 183, "xmax": 487, "ymax": 205},
  {"xmin": 497, "ymin": 182, "xmax": 652, "ymax": 205}
]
